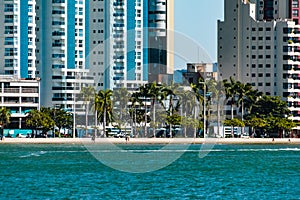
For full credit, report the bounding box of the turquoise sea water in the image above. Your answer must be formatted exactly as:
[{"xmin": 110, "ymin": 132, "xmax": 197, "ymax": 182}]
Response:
[{"xmin": 0, "ymin": 144, "xmax": 299, "ymax": 200}]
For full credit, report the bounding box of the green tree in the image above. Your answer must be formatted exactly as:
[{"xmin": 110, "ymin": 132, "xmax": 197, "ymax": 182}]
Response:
[
  {"xmin": 223, "ymin": 77, "xmax": 238, "ymax": 120},
  {"xmin": 95, "ymin": 89, "xmax": 113, "ymax": 137},
  {"xmin": 244, "ymin": 89, "xmax": 263, "ymax": 116},
  {"xmin": 112, "ymin": 88, "xmax": 131, "ymax": 133},
  {"xmin": 207, "ymin": 79, "xmax": 225, "ymax": 137},
  {"xmin": 26, "ymin": 108, "xmax": 55, "ymax": 137},
  {"xmin": 251, "ymin": 96, "xmax": 290, "ymax": 118},
  {"xmin": 177, "ymin": 89, "xmax": 195, "ymax": 137},
  {"xmin": 161, "ymin": 83, "xmax": 181, "ymax": 137},
  {"xmin": 244, "ymin": 117, "xmax": 267, "ymax": 137},
  {"xmin": 0, "ymin": 107, "xmax": 11, "ymax": 128},
  {"xmin": 50, "ymin": 108, "xmax": 73, "ymax": 137},
  {"xmin": 0, "ymin": 107, "xmax": 10, "ymax": 137},
  {"xmin": 224, "ymin": 118, "xmax": 245, "ymax": 128},
  {"xmin": 81, "ymin": 86, "xmax": 96, "ymax": 135}
]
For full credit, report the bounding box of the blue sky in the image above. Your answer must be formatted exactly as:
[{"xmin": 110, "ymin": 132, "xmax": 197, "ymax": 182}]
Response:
[{"xmin": 174, "ymin": 0, "xmax": 224, "ymax": 68}]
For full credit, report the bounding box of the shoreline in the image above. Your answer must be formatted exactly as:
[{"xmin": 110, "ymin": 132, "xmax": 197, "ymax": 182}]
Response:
[{"xmin": 1, "ymin": 138, "xmax": 300, "ymax": 145}]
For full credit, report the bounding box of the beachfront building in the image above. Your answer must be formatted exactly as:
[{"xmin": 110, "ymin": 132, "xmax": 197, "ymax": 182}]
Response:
[
  {"xmin": 0, "ymin": 75, "xmax": 40, "ymax": 129},
  {"xmin": 89, "ymin": 0, "xmax": 174, "ymax": 91},
  {"xmin": 0, "ymin": 0, "xmax": 37, "ymax": 78},
  {"xmin": 36, "ymin": 0, "xmax": 93, "ymax": 114},
  {"xmin": 148, "ymin": 0, "xmax": 174, "ymax": 85},
  {"xmin": 218, "ymin": 0, "xmax": 300, "ymax": 130}
]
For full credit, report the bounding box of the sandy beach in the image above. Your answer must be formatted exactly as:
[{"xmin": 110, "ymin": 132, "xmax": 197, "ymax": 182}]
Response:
[{"xmin": 0, "ymin": 137, "xmax": 300, "ymax": 144}]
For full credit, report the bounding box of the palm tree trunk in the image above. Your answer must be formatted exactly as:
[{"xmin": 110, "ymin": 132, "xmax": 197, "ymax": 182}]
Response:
[
  {"xmin": 194, "ymin": 107, "xmax": 197, "ymax": 138},
  {"xmin": 103, "ymin": 106, "xmax": 106, "ymax": 137},
  {"xmin": 144, "ymin": 101, "xmax": 147, "ymax": 137},
  {"xmin": 241, "ymin": 101, "xmax": 244, "ymax": 135},
  {"xmin": 231, "ymin": 101, "xmax": 234, "ymax": 138},
  {"xmin": 85, "ymin": 103, "xmax": 88, "ymax": 136},
  {"xmin": 94, "ymin": 110, "xmax": 97, "ymax": 138},
  {"xmin": 184, "ymin": 111, "xmax": 187, "ymax": 138},
  {"xmin": 153, "ymin": 98, "xmax": 156, "ymax": 137},
  {"xmin": 217, "ymin": 100, "xmax": 220, "ymax": 137}
]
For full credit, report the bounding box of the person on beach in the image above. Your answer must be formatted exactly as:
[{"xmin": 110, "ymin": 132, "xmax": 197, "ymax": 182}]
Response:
[{"xmin": 125, "ymin": 135, "xmax": 129, "ymax": 143}]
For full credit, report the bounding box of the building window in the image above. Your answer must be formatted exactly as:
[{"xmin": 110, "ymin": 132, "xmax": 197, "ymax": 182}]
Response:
[
  {"xmin": 293, "ymin": 9, "xmax": 299, "ymax": 17},
  {"xmin": 293, "ymin": 0, "xmax": 299, "ymax": 8}
]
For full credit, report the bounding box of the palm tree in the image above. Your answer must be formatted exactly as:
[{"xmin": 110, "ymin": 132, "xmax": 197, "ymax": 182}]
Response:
[
  {"xmin": 161, "ymin": 83, "xmax": 181, "ymax": 137},
  {"xmin": 191, "ymin": 82, "xmax": 205, "ymax": 138},
  {"xmin": 223, "ymin": 77, "xmax": 238, "ymax": 137},
  {"xmin": 137, "ymin": 85, "xmax": 150, "ymax": 137},
  {"xmin": 223, "ymin": 77, "xmax": 238, "ymax": 119},
  {"xmin": 130, "ymin": 91, "xmax": 143, "ymax": 137},
  {"xmin": 95, "ymin": 89, "xmax": 113, "ymax": 137},
  {"xmin": 112, "ymin": 88, "xmax": 130, "ymax": 133},
  {"xmin": 244, "ymin": 89, "xmax": 263, "ymax": 117},
  {"xmin": 147, "ymin": 82, "xmax": 163, "ymax": 137},
  {"xmin": 177, "ymin": 89, "xmax": 195, "ymax": 137},
  {"xmin": 81, "ymin": 86, "xmax": 96, "ymax": 135},
  {"xmin": 207, "ymin": 79, "xmax": 225, "ymax": 137},
  {"xmin": 236, "ymin": 82, "xmax": 252, "ymax": 121}
]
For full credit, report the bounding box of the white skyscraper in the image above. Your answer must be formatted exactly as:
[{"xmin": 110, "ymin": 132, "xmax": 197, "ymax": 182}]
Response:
[
  {"xmin": 36, "ymin": 0, "xmax": 93, "ymax": 112},
  {"xmin": 0, "ymin": 0, "xmax": 37, "ymax": 78}
]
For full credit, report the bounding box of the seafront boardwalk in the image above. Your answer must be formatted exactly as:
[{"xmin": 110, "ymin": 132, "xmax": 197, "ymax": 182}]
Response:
[{"xmin": 1, "ymin": 137, "xmax": 300, "ymax": 144}]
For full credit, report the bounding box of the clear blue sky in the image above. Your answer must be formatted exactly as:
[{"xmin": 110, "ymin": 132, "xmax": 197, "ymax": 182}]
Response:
[{"xmin": 174, "ymin": 0, "xmax": 224, "ymax": 68}]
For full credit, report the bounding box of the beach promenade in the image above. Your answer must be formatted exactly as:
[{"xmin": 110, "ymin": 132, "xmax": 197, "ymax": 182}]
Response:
[{"xmin": 1, "ymin": 137, "xmax": 300, "ymax": 144}]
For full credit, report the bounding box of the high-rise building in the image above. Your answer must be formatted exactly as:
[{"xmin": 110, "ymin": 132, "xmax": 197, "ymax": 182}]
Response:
[
  {"xmin": 148, "ymin": 0, "xmax": 174, "ymax": 84},
  {"xmin": 218, "ymin": 0, "xmax": 300, "ymax": 126},
  {"xmin": 0, "ymin": 0, "xmax": 37, "ymax": 78},
  {"xmin": 89, "ymin": 0, "xmax": 174, "ymax": 91},
  {"xmin": 0, "ymin": 0, "xmax": 174, "ymax": 113},
  {"xmin": 36, "ymin": 0, "xmax": 93, "ymax": 112}
]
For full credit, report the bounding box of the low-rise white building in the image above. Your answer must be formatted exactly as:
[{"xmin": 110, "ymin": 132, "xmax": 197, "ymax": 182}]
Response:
[{"xmin": 0, "ymin": 75, "xmax": 40, "ymax": 129}]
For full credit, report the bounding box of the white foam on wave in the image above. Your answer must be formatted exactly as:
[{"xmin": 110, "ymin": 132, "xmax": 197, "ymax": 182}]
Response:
[{"xmin": 19, "ymin": 151, "xmax": 47, "ymax": 158}]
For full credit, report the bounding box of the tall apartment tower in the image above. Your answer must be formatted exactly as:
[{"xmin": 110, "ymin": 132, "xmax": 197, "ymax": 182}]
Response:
[
  {"xmin": 0, "ymin": 1, "xmax": 37, "ymax": 78},
  {"xmin": 89, "ymin": 0, "xmax": 174, "ymax": 91},
  {"xmin": 36, "ymin": 0, "xmax": 93, "ymax": 111},
  {"xmin": 148, "ymin": 0, "xmax": 174, "ymax": 84},
  {"xmin": 218, "ymin": 0, "xmax": 300, "ymax": 124}
]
